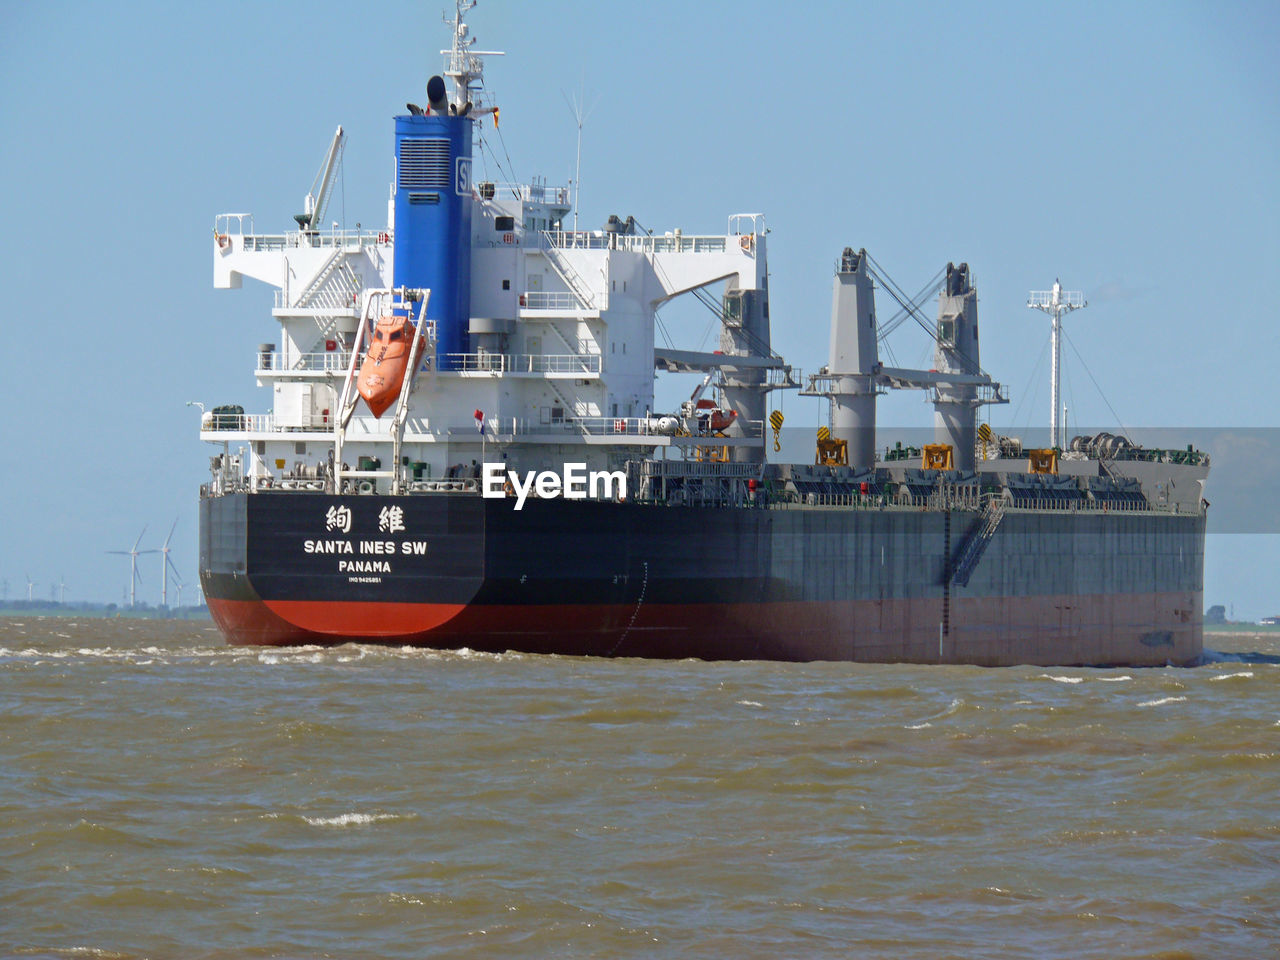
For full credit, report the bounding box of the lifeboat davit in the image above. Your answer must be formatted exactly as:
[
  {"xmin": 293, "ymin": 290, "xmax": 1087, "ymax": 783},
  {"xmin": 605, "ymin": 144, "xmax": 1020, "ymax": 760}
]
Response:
[{"xmin": 357, "ymin": 315, "xmax": 419, "ymax": 418}]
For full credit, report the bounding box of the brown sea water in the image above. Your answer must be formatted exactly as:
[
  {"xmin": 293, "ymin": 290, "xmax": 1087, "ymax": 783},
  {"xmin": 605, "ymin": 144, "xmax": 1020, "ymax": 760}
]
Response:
[{"xmin": 1, "ymin": 619, "xmax": 1277, "ymax": 959}]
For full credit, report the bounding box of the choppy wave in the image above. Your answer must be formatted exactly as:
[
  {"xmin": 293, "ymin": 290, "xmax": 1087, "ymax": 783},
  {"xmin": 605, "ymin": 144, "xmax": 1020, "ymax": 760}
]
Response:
[
  {"xmin": 301, "ymin": 812, "xmax": 406, "ymax": 828},
  {"xmin": 4, "ymin": 618, "xmax": 1280, "ymax": 960},
  {"xmin": 904, "ymin": 697, "xmax": 964, "ymax": 729},
  {"xmin": 1137, "ymin": 695, "xmax": 1188, "ymax": 707}
]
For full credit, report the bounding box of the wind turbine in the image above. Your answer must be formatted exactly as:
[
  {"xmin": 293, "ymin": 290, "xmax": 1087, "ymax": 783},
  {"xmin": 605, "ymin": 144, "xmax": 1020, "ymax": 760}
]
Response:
[
  {"xmin": 159, "ymin": 518, "xmax": 181, "ymax": 608},
  {"xmin": 107, "ymin": 526, "xmax": 158, "ymax": 608},
  {"xmin": 58, "ymin": 576, "xmax": 68, "ymax": 605},
  {"xmin": 25, "ymin": 572, "xmax": 35, "ymax": 602}
]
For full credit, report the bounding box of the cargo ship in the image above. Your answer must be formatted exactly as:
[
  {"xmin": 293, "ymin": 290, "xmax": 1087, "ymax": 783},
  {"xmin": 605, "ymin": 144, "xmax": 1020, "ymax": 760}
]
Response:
[{"xmin": 198, "ymin": 2, "xmax": 1208, "ymax": 665}]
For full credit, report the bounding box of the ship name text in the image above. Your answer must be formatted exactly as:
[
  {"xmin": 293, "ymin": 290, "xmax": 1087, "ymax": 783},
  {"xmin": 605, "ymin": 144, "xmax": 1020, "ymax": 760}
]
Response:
[{"xmin": 303, "ymin": 539, "xmax": 429, "ymax": 556}]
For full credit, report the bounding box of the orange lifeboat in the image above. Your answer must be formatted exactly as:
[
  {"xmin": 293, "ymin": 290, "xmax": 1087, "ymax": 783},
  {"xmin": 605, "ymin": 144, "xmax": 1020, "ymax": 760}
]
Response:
[
  {"xmin": 708, "ymin": 408, "xmax": 738, "ymax": 432},
  {"xmin": 693, "ymin": 398, "xmax": 737, "ymax": 433},
  {"xmin": 357, "ymin": 315, "xmax": 419, "ymax": 418}
]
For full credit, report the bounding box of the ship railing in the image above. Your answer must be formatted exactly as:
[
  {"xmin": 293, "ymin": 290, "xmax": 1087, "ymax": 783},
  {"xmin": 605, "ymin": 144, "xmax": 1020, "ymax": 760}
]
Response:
[
  {"xmin": 214, "ymin": 214, "xmax": 389, "ymax": 253},
  {"xmin": 1102, "ymin": 447, "xmax": 1210, "ymax": 467},
  {"xmin": 1028, "ymin": 290, "xmax": 1086, "ymax": 309},
  {"xmin": 200, "ymin": 413, "xmax": 434, "ymax": 437},
  {"xmin": 793, "ymin": 493, "xmax": 893, "ymax": 509},
  {"xmin": 580, "ymin": 417, "xmax": 763, "ymax": 439},
  {"xmin": 273, "ymin": 288, "xmax": 361, "ymax": 311},
  {"xmin": 520, "ymin": 291, "xmax": 581, "ymax": 311},
  {"xmin": 483, "ymin": 181, "xmax": 571, "ymax": 205},
  {"xmin": 214, "ymin": 213, "xmax": 254, "ymax": 236},
  {"xmin": 240, "ymin": 228, "xmax": 386, "ymax": 252},
  {"xmin": 625, "ymin": 233, "xmax": 729, "ymax": 254},
  {"xmin": 405, "ymin": 478, "xmax": 480, "ymax": 493},
  {"xmin": 201, "ymin": 480, "xmax": 252, "ymax": 497},
  {"xmin": 1004, "ymin": 497, "xmax": 1200, "ymax": 516},
  {"xmin": 768, "ymin": 493, "xmax": 926, "ymax": 511},
  {"xmin": 257, "ymin": 351, "xmax": 351, "ymax": 373},
  {"xmin": 540, "ymin": 230, "xmax": 730, "ymax": 254},
  {"xmin": 764, "ymin": 491, "xmax": 1203, "ymax": 516},
  {"xmin": 471, "ymin": 416, "xmax": 765, "ymax": 439},
  {"xmin": 526, "ymin": 354, "xmax": 602, "ymax": 374},
  {"xmin": 638, "ymin": 460, "xmax": 762, "ymax": 478},
  {"xmin": 445, "ymin": 353, "xmax": 603, "ymax": 374}
]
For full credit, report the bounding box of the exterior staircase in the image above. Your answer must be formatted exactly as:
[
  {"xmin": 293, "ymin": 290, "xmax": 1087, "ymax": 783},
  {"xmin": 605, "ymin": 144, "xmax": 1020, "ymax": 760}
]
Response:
[
  {"xmin": 950, "ymin": 497, "xmax": 1006, "ymax": 587},
  {"xmin": 540, "ymin": 234, "xmax": 598, "ymax": 309},
  {"xmin": 294, "ymin": 251, "xmax": 362, "ymax": 312}
]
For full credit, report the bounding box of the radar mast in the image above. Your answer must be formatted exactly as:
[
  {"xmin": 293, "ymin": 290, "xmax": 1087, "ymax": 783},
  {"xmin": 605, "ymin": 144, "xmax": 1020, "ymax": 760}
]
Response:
[
  {"xmin": 1028, "ymin": 280, "xmax": 1087, "ymax": 450},
  {"xmin": 441, "ymin": 0, "xmax": 504, "ymax": 110}
]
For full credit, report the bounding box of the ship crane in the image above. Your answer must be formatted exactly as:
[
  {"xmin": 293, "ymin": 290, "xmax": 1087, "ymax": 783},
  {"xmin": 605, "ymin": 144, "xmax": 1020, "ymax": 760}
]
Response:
[
  {"xmin": 803, "ymin": 249, "xmax": 1007, "ymax": 471},
  {"xmin": 295, "ymin": 126, "xmax": 346, "ymax": 231}
]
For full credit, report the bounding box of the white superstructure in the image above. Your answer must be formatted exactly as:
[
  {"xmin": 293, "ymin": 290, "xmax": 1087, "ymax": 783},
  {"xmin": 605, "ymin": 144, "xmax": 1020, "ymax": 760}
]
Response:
[{"xmin": 204, "ymin": 5, "xmax": 795, "ymax": 493}]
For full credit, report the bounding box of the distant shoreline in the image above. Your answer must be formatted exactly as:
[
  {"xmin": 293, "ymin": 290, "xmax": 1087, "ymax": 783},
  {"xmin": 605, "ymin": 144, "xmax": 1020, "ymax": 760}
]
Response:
[
  {"xmin": 1204, "ymin": 623, "xmax": 1280, "ymax": 635},
  {"xmin": 0, "ymin": 605, "xmax": 211, "ymax": 621}
]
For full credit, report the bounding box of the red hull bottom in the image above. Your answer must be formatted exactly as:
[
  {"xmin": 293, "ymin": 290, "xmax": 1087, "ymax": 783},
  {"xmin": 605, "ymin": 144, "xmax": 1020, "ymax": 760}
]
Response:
[{"xmin": 207, "ymin": 592, "xmax": 1202, "ymax": 667}]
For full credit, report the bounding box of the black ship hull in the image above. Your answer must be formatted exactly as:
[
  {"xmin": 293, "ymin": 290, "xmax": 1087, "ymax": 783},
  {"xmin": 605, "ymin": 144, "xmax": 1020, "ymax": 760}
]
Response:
[{"xmin": 200, "ymin": 492, "xmax": 1205, "ymax": 666}]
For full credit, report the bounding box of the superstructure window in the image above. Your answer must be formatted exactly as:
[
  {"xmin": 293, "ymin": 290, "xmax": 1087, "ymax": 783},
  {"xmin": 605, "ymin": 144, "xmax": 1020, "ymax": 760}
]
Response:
[{"xmin": 495, "ymin": 215, "xmax": 514, "ymax": 231}]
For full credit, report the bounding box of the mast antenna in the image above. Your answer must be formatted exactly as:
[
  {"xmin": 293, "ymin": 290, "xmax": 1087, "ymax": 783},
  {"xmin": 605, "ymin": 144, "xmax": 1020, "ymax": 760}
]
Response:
[
  {"xmin": 441, "ymin": 0, "xmax": 503, "ymax": 111},
  {"xmin": 564, "ymin": 75, "xmax": 597, "ymax": 233},
  {"xmin": 1028, "ymin": 279, "xmax": 1087, "ymax": 450}
]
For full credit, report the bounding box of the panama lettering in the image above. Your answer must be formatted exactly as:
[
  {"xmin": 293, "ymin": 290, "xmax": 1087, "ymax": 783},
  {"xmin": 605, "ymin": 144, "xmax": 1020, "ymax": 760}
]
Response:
[{"xmin": 308, "ymin": 506, "xmax": 430, "ymax": 583}]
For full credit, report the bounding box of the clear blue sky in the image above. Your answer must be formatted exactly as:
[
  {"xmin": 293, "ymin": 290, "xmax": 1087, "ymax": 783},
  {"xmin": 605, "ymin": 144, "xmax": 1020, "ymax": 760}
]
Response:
[{"xmin": 1, "ymin": 1, "xmax": 1277, "ymax": 617}]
